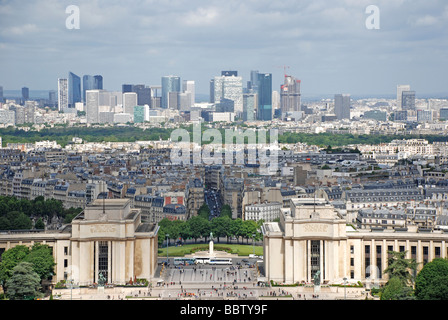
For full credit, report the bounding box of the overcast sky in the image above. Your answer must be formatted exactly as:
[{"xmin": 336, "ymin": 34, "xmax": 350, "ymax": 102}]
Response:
[{"xmin": 1, "ymin": 0, "xmax": 447, "ymax": 97}]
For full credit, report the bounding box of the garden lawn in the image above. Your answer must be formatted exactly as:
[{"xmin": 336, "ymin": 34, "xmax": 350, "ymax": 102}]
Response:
[{"xmin": 158, "ymin": 243, "xmax": 263, "ymax": 257}]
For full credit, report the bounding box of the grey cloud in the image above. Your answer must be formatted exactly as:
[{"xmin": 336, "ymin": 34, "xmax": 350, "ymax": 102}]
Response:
[{"xmin": 0, "ymin": 0, "xmax": 447, "ymax": 95}]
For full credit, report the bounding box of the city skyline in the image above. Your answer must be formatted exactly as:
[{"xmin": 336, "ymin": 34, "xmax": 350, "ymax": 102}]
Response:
[{"xmin": 1, "ymin": 0, "xmax": 447, "ymax": 96}]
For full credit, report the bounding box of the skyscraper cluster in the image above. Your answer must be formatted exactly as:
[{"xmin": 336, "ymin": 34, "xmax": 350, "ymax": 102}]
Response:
[
  {"xmin": 210, "ymin": 71, "xmax": 243, "ymax": 115},
  {"xmin": 82, "ymin": 75, "xmax": 196, "ymax": 125},
  {"xmin": 208, "ymin": 70, "xmax": 274, "ymax": 122},
  {"xmin": 26, "ymin": 69, "xmax": 353, "ymax": 124},
  {"xmin": 58, "ymin": 72, "xmax": 103, "ymax": 113}
]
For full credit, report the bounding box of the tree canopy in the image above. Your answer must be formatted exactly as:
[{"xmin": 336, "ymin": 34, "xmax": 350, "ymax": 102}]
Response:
[
  {"xmin": 415, "ymin": 258, "xmax": 448, "ymax": 300},
  {"xmin": 380, "ymin": 276, "xmax": 415, "ymax": 300},
  {"xmin": 383, "ymin": 251, "xmax": 417, "ymax": 286},
  {"xmin": 0, "ymin": 243, "xmax": 55, "ymax": 288},
  {"xmin": 158, "ymin": 215, "xmax": 263, "ymax": 246},
  {"xmin": 5, "ymin": 262, "xmax": 42, "ymax": 300},
  {"xmin": 0, "ymin": 196, "xmax": 82, "ymax": 231}
]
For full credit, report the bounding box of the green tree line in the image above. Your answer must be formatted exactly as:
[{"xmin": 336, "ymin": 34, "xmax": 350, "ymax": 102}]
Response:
[
  {"xmin": 0, "ymin": 196, "xmax": 82, "ymax": 231},
  {"xmin": 157, "ymin": 204, "xmax": 264, "ymax": 248},
  {"xmin": 375, "ymin": 251, "xmax": 448, "ymax": 300},
  {"xmin": 3, "ymin": 126, "xmax": 448, "ymax": 148},
  {"xmin": 0, "ymin": 244, "xmax": 55, "ymax": 300},
  {"xmin": 277, "ymin": 132, "xmax": 448, "ymax": 147}
]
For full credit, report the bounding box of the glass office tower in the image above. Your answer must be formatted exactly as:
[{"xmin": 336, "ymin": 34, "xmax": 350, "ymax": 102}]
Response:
[
  {"xmin": 83, "ymin": 75, "xmax": 103, "ymax": 102},
  {"xmin": 257, "ymin": 73, "xmax": 272, "ymax": 121},
  {"xmin": 83, "ymin": 75, "xmax": 95, "ymax": 102},
  {"xmin": 94, "ymin": 75, "xmax": 103, "ymax": 90},
  {"xmin": 69, "ymin": 72, "xmax": 81, "ymax": 107},
  {"xmin": 22, "ymin": 87, "xmax": 29, "ymax": 102},
  {"xmin": 161, "ymin": 75, "xmax": 181, "ymax": 109}
]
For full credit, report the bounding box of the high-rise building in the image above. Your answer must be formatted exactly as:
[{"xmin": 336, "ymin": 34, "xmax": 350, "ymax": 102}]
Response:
[
  {"xmin": 134, "ymin": 105, "xmax": 149, "ymax": 123},
  {"xmin": 22, "ymin": 87, "xmax": 29, "ymax": 102},
  {"xmin": 0, "ymin": 109, "xmax": 15, "ymax": 125},
  {"xmin": 83, "ymin": 75, "xmax": 102, "ymax": 102},
  {"xmin": 221, "ymin": 71, "xmax": 238, "ymax": 77},
  {"xmin": 211, "ymin": 73, "xmax": 243, "ymax": 115},
  {"xmin": 0, "ymin": 86, "xmax": 3, "ymax": 103},
  {"xmin": 150, "ymin": 85, "xmax": 162, "ymax": 108},
  {"xmin": 417, "ymin": 109, "xmax": 432, "ymax": 122},
  {"xmin": 123, "ymin": 92, "xmax": 138, "ymax": 114},
  {"xmin": 334, "ymin": 94, "xmax": 351, "ymax": 120},
  {"xmin": 280, "ymin": 76, "xmax": 301, "ymax": 116},
  {"xmin": 247, "ymin": 70, "xmax": 259, "ymax": 92},
  {"xmin": 178, "ymin": 92, "xmax": 192, "ymax": 111},
  {"xmin": 86, "ymin": 90, "xmax": 110, "ymax": 124},
  {"xmin": 24, "ymin": 101, "xmax": 35, "ymax": 124},
  {"xmin": 133, "ymin": 85, "xmax": 152, "ymax": 106},
  {"xmin": 397, "ymin": 85, "xmax": 411, "ymax": 109},
  {"xmin": 257, "ymin": 73, "xmax": 272, "ymax": 121},
  {"xmin": 161, "ymin": 76, "xmax": 181, "ymax": 109},
  {"xmin": 216, "ymin": 98, "xmax": 234, "ymax": 113},
  {"xmin": 394, "ymin": 110, "xmax": 408, "ymax": 121},
  {"xmin": 83, "ymin": 75, "xmax": 95, "ymax": 102},
  {"xmin": 94, "ymin": 75, "xmax": 103, "ymax": 90},
  {"xmin": 10, "ymin": 105, "xmax": 25, "ymax": 124},
  {"xmin": 68, "ymin": 72, "xmax": 81, "ymax": 107},
  {"xmin": 243, "ymin": 93, "xmax": 256, "ymax": 122},
  {"xmin": 440, "ymin": 108, "xmax": 448, "ymax": 121},
  {"xmin": 86, "ymin": 90, "xmax": 100, "ymax": 124},
  {"xmin": 109, "ymin": 91, "xmax": 122, "ymax": 109},
  {"xmin": 122, "ymin": 84, "xmax": 133, "ymax": 93},
  {"xmin": 401, "ymin": 91, "xmax": 416, "ymax": 111},
  {"xmin": 48, "ymin": 90, "xmax": 56, "ymax": 106},
  {"xmin": 168, "ymin": 92, "xmax": 179, "ymax": 109},
  {"xmin": 183, "ymin": 80, "xmax": 195, "ymax": 106},
  {"xmin": 58, "ymin": 78, "xmax": 68, "ymax": 112}
]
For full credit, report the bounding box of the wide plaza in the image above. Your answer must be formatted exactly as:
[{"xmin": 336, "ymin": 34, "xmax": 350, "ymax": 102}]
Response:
[{"xmin": 50, "ymin": 255, "xmax": 372, "ymax": 300}]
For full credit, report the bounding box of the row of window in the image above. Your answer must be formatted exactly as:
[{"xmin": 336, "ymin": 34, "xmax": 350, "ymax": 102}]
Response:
[
  {"xmin": 347, "ymin": 244, "xmax": 446, "ymax": 279},
  {"xmin": 349, "ymin": 191, "xmax": 420, "ymax": 197},
  {"xmin": 350, "ymin": 196, "xmax": 423, "ymax": 202}
]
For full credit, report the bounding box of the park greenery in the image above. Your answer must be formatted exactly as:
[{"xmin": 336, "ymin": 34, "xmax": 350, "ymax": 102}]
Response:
[
  {"xmin": 158, "ymin": 243, "xmax": 264, "ymax": 258},
  {"xmin": 414, "ymin": 258, "xmax": 448, "ymax": 300},
  {"xmin": 3, "ymin": 125, "xmax": 448, "ymax": 148},
  {"xmin": 378, "ymin": 251, "xmax": 448, "ymax": 300},
  {"xmin": 157, "ymin": 203, "xmax": 263, "ymax": 248},
  {"xmin": 0, "ymin": 244, "xmax": 55, "ymax": 300},
  {"xmin": 380, "ymin": 251, "xmax": 417, "ymax": 300},
  {"xmin": 0, "ymin": 196, "xmax": 82, "ymax": 231}
]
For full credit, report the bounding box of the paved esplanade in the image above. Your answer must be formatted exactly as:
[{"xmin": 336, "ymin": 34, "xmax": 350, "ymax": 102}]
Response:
[{"xmin": 166, "ymin": 265, "xmax": 256, "ymax": 284}]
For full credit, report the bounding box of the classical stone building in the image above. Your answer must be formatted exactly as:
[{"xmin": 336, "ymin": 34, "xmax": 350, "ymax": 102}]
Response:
[
  {"xmin": 0, "ymin": 199, "xmax": 159, "ymax": 287},
  {"xmin": 262, "ymin": 198, "xmax": 448, "ymax": 286}
]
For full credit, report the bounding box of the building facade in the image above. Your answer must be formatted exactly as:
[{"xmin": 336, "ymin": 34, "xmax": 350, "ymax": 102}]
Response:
[
  {"xmin": 335, "ymin": 94, "xmax": 351, "ymax": 120},
  {"xmin": 245, "ymin": 202, "xmax": 282, "ymax": 222},
  {"xmin": 0, "ymin": 199, "xmax": 159, "ymax": 287},
  {"xmin": 262, "ymin": 198, "xmax": 448, "ymax": 286},
  {"xmin": 211, "ymin": 74, "xmax": 243, "ymax": 115},
  {"xmin": 68, "ymin": 72, "xmax": 81, "ymax": 108},
  {"xmin": 161, "ymin": 75, "xmax": 181, "ymax": 109},
  {"xmin": 257, "ymin": 73, "xmax": 272, "ymax": 121},
  {"xmin": 280, "ymin": 75, "xmax": 301, "ymax": 115},
  {"xmin": 58, "ymin": 78, "xmax": 68, "ymax": 112}
]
